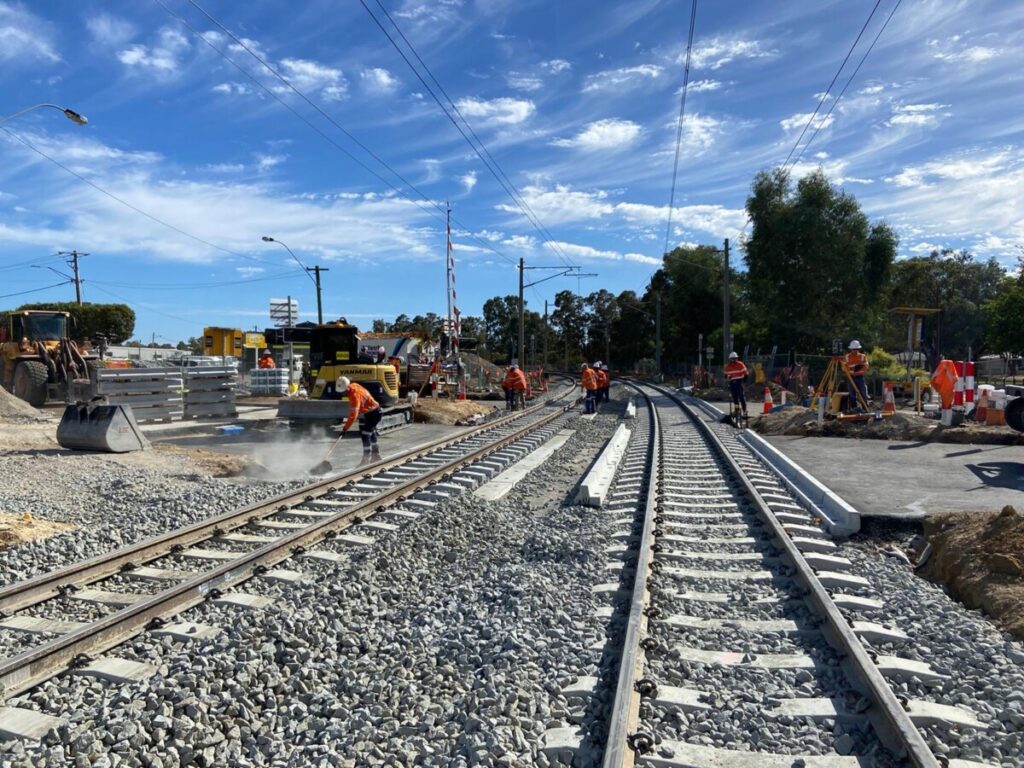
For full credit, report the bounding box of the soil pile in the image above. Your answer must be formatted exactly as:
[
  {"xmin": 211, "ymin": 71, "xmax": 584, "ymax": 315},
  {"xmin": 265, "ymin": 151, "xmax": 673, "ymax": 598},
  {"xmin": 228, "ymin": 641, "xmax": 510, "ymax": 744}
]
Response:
[
  {"xmin": 0, "ymin": 512, "xmax": 74, "ymax": 550},
  {"xmin": 918, "ymin": 506, "xmax": 1024, "ymax": 640},
  {"xmin": 0, "ymin": 387, "xmax": 45, "ymax": 421},
  {"xmin": 414, "ymin": 398, "xmax": 496, "ymax": 425}
]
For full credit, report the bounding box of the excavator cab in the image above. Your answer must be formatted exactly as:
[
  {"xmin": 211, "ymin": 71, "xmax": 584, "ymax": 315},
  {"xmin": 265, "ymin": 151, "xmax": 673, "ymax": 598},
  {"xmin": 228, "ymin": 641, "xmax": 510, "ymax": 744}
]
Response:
[{"xmin": 307, "ymin": 322, "xmax": 399, "ymax": 405}]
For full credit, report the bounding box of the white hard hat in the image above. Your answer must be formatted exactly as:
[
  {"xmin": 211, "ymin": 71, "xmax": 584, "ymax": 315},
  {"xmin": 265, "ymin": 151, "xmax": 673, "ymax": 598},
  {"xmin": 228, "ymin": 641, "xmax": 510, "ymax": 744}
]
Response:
[
  {"xmin": 728, "ymin": 351, "xmax": 738, "ymax": 359},
  {"xmin": 336, "ymin": 376, "xmax": 351, "ymax": 393},
  {"xmin": 595, "ymin": 361, "xmax": 603, "ymax": 367},
  {"xmin": 848, "ymin": 340, "xmax": 862, "ymax": 350},
  {"xmin": 580, "ymin": 363, "xmax": 588, "ymax": 369},
  {"xmin": 510, "ymin": 363, "xmax": 518, "ymax": 369},
  {"xmin": 378, "ymin": 345, "xmax": 385, "ymax": 352}
]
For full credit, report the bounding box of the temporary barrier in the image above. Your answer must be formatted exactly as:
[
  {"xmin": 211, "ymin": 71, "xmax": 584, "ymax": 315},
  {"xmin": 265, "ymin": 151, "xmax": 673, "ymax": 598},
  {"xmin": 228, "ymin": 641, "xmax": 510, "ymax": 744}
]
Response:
[
  {"xmin": 762, "ymin": 386, "xmax": 773, "ymax": 414},
  {"xmin": 953, "ymin": 360, "xmax": 965, "ymax": 408},
  {"xmin": 184, "ymin": 366, "xmax": 238, "ymax": 419},
  {"xmin": 92, "ymin": 367, "xmax": 183, "ymax": 422},
  {"xmin": 882, "ymin": 381, "xmax": 896, "ymax": 415},
  {"xmin": 965, "ymin": 361, "xmax": 975, "ymax": 403},
  {"xmin": 249, "ymin": 368, "xmax": 289, "ymax": 396}
]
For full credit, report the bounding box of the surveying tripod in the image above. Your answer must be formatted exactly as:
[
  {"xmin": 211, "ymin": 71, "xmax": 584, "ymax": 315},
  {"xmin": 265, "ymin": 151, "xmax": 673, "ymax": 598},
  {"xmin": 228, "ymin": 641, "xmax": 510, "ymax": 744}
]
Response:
[{"xmin": 812, "ymin": 354, "xmax": 870, "ymax": 415}]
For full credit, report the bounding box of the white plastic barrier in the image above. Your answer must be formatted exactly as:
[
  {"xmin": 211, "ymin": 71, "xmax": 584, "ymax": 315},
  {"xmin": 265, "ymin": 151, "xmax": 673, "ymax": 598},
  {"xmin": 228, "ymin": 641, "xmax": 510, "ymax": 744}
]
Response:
[{"xmin": 575, "ymin": 423, "xmax": 631, "ymax": 508}]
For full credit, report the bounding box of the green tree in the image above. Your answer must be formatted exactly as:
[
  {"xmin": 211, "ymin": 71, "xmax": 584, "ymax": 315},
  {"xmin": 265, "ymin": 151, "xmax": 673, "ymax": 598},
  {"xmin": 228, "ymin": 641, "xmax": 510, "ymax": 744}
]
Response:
[
  {"xmin": 983, "ymin": 266, "xmax": 1024, "ymax": 372},
  {"xmin": 584, "ymin": 289, "xmax": 619, "ymax": 364},
  {"xmin": 483, "ymin": 296, "xmax": 520, "ymax": 362},
  {"xmin": 371, "ymin": 319, "xmax": 388, "ymax": 333},
  {"xmin": 743, "ymin": 168, "xmax": 897, "ymax": 352},
  {"xmin": 550, "ymin": 290, "xmax": 587, "ymax": 367},
  {"xmin": 610, "ymin": 290, "xmax": 653, "ymax": 370},
  {"xmin": 11, "ymin": 301, "xmax": 135, "ymax": 343}
]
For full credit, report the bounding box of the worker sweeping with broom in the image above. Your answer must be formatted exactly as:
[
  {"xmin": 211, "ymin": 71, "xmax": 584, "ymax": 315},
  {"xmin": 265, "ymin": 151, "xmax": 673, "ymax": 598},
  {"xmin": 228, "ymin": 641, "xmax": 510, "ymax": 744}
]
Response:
[{"xmin": 310, "ymin": 376, "xmax": 382, "ymax": 474}]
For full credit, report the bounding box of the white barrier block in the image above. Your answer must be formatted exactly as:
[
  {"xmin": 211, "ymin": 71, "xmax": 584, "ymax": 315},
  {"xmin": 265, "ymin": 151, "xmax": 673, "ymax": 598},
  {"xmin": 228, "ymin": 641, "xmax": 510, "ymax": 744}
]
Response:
[{"xmin": 575, "ymin": 423, "xmax": 631, "ymax": 507}]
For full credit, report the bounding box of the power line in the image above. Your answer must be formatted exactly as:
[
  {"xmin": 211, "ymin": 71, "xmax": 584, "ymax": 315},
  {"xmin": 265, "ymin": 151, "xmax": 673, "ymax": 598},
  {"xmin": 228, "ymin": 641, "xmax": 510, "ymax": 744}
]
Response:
[
  {"xmin": 791, "ymin": 0, "xmax": 902, "ymax": 168},
  {"xmin": 0, "ymin": 281, "xmax": 69, "ymax": 300},
  {"xmin": 362, "ymin": 0, "xmax": 578, "ymax": 271},
  {"xmin": 663, "ymin": 0, "xmax": 699, "ymax": 263},
  {"xmin": 173, "ymin": 0, "xmax": 519, "ymax": 267}
]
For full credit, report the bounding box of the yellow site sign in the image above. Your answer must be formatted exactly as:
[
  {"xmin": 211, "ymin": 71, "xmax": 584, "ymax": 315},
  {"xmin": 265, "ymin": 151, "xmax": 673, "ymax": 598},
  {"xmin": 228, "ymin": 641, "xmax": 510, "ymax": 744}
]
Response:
[{"xmin": 245, "ymin": 333, "xmax": 266, "ymax": 349}]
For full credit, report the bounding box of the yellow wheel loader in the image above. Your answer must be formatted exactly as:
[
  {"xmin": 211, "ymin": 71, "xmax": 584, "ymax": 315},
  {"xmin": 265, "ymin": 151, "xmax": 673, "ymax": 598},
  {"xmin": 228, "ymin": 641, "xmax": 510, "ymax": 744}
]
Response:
[{"xmin": 0, "ymin": 310, "xmax": 98, "ymax": 407}]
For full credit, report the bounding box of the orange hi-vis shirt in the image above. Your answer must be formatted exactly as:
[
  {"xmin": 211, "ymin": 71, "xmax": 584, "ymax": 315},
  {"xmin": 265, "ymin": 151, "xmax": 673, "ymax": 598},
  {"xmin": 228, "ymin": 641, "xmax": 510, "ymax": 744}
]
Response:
[
  {"xmin": 581, "ymin": 368, "xmax": 598, "ymax": 390},
  {"xmin": 503, "ymin": 368, "xmax": 528, "ymax": 391},
  {"xmin": 258, "ymin": 356, "xmax": 276, "ymax": 369},
  {"xmin": 724, "ymin": 360, "xmax": 748, "ymax": 381},
  {"xmin": 595, "ymin": 369, "xmax": 609, "ymax": 387},
  {"xmin": 843, "ymin": 351, "xmax": 869, "ymax": 376},
  {"xmin": 342, "ymin": 381, "xmax": 380, "ymax": 431}
]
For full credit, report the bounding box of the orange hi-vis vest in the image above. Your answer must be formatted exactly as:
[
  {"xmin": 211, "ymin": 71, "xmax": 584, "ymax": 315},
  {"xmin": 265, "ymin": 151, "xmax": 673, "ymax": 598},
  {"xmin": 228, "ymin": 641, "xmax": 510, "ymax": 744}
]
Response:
[
  {"xmin": 258, "ymin": 356, "xmax": 276, "ymax": 369},
  {"xmin": 595, "ymin": 369, "xmax": 609, "ymax": 387},
  {"xmin": 503, "ymin": 368, "xmax": 528, "ymax": 391},
  {"xmin": 724, "ymin": 360, "xmax": 748, "ymax": 381},
  {"xmin": 843, "ymin": 351, "xmax": 869, "ymax": 376},
  {"xmin": 581, "ymin": 368, "xmax": 598, "ymax": 390},
  {"xmin": 342, "ymin": 382, "xmax": 380, "ymax": 431}
]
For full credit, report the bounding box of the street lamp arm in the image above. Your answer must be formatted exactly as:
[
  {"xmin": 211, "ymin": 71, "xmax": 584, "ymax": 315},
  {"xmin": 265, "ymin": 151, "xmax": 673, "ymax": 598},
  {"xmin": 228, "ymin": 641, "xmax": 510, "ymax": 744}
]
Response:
[
  {"xmin": 524, "ymin": 268, "xmax": 582, "ymax": 289},
  {"xmin": 261, "ymin": 236, "xmax": 317, "ymax": 287},
  {"xmin": 0, "ymin": 103, "xmax": 88, "ymax": 127}
]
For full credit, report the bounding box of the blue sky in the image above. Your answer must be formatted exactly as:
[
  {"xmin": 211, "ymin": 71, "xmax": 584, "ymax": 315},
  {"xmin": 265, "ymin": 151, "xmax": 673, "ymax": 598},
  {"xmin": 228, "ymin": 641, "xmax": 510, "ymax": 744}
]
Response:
[{"xmin": 1, "ymin": 0, "xmax": 1022, "ymax": 343}]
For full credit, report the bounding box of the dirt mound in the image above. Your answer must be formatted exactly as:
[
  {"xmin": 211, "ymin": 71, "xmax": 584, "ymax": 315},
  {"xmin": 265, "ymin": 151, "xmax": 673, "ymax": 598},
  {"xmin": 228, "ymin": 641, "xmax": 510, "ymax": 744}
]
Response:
[
  {"xmin": 918, "ymin": 506, "xmax": 1024, "ymax": 640},
  {"xmin": 414, "ymin": 398, "xmax": 496, "ymax": 425},
  {"xmin": 750, "ymin": 405, "xmax": 1023, "ymax": 445},
  {"xmin": 0, "ymin": 387, "xmax": 45, "ymax": 421},
  {"xmin": 151, "ymin": 444, "xmax": 250, "ymax": 477},
  {"xmin": 0, "ymin": 512, "xmax": 74, "ymax": 550}
]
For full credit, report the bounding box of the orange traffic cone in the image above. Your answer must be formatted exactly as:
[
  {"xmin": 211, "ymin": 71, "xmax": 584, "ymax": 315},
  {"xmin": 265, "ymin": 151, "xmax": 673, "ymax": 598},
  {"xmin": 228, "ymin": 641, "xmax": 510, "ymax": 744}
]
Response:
[
  {"xmin": 882, "ymin": 381, "xmax": 896, "ymax": 415},
  {"xmin": 762, "ymin": 386, "xmax": 773, "ymax": 414},
  {"xmin": 975, "ymin": 388, "xmax": 988, "ymax": 423}
]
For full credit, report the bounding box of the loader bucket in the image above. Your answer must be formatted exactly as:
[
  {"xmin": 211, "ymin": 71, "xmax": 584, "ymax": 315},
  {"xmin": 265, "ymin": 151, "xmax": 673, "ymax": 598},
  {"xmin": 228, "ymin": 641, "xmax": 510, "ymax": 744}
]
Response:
[{"xmin": 57, "ymin": 402, "xmax": 151, "ymax": 453}]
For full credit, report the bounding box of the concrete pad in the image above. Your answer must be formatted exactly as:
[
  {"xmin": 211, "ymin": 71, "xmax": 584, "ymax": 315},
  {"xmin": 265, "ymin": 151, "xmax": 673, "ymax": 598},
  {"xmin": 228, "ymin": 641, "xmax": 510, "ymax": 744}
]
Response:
[
  {"xmin": 792, "ymin": 536, "xmax": 837, "ymax": 554},
  {"xmin": 180, "ymin": 547, "xmax": 240, "ymax": 561},
  {"xmin": 219, "ymin": 532, "xmax": 278, "ymax": 544},
  {"xmin": 673, "ymin": 645, "xmax": 815, "ymax": 669},
  {"xmin": 664, "ymin": 614, "xmax": 806, "ymax": 635},
  {"xmin": 876, "ymin": 655, "xmax": 948, "ymax": 684},
  {"xmin": 72, "ymin": 588, "xmax": 144, "ymax": 607},
  {"xmin": 659, "ymin": 550, "xmax": 775, "ymax": 563},
  {"xmin": 852, "ymin": 621, "xmax": 908, "ymax": 645},
  {"xmin": 561, "ymin": 676, "xmax": 598, "ymax": 697},
  {"xmin": 832, "ymin": 593, "xmax": 885, "ymax": 610},
  {"xmin": 804, "ymin": 552, "xmax": 854, "ymax": 572},
  {"xmin": 382, "ymin": 508, "xmax": 421, "ymax": 519},
  {"xmin": 476, "ymin": 429, "xmax": 574, "ymax": 501},
  {"xmin": 0, "ymin": 615, "xmax": 88, "ymax": 634},
  {"xmin": 261, "ymin": 568, "xmax": 307, "ymax": 584},
  {"xmin": 73, "ymin": 657, "xmax": 156, "ymax": 684},
  {"xmin": 0, "ymin": 706, "xmax": 64, "ymax": 741},
  {"xmin": 151, "ymin": 621, "xmax": 221, "ymax": 641},
  {"xmin": 359, "ymin": 520, "xmax": 399, "ymax": 532},
  {"xmin": 252, "ymin": 520, "xmax": 307, "ymax": 531},
  {"xmin": 764, "ymin": 434, "xmax": 1024, "ymax": 518},
  {"xmin": 665, "ymin": 566, "xmax": 775, "ymax": 582},
  {"xmin": 541, "ymin": 726, "xmax": 583, "ymax": 757},
  {"xmin": 213, "ymin": 592, "xmax": 273, "ymax": 610},
  {"xmin": 767, "ymin": 697, "xmax": 862, "ymax": 723},
  {"xmin": 336, "ymin": 533, "xmax": 374, "ymax": 546},
  {"xmin": 906, "ymin": 700, "xmax": 988, "ymax": 729},
  {"xmin": 280, "ymin": 509, "xmax": 333, "ymax": 519},
  {"xmin": 302, "ymin": 549, "xmax": 347, "ymax": 563},
  {"xmin": 128, "ymin": 566, "xmax": 191, "ymax": 582},
  {"xmin": 816, "ymin": 570, "xmax": 871, "ymax": 590},
  {"xmin": 653, "ymin": 685, "xmax": 711, "ymax": 712}
]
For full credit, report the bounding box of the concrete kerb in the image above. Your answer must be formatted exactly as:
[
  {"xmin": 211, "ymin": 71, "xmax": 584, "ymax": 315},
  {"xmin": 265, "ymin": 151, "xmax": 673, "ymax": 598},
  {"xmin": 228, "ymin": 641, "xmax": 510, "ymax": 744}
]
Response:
[
  {"xmin": 687, "ymin": 396, "xmax": 860, "ymax": 537},
  {"xmin": 575, "ymin": 422, "xmax": 631, "ymax": 507}
]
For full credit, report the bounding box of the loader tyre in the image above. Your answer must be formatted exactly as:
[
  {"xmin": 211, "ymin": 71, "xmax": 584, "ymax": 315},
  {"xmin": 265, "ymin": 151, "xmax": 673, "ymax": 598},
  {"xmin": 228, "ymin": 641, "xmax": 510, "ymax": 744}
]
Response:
[
  {"xmin": 1005, "ymin": 397, "xmax": 1024, "ymax": 433},
  {"xmin": 13, "ymin": 360, "xmax": 49, "ymax": 407}
]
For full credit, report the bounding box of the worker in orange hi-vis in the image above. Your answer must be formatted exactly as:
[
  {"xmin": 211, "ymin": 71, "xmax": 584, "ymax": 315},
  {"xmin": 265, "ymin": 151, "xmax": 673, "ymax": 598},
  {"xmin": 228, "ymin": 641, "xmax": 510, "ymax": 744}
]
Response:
[
  {"xmin": 337, "ymin": 376, "xmax": 383, "ymax": 465},
  {"xmin": 842, "ymin": 340, "xmax": 870, "ymax": 411},
  {"xmin": 594, "ymin": 362, "xmax": 610, "ymax": 404},
  {"xmin": 502, "ymin": 363, "xmax": 528, "ymax": 411},
  {"xmin": 723, "ymin": 351, "xmax": 749, "ymax": 417},
  {"xmin": 930, "ymin": 356, "xmax": 958, "ymax": 410},
  {"xmin": 580, "ymin": 363, "xmax": 598, "ymax": 414},
  {"xmin": 257, "ymin": 350, "xmax": 276, "ymax": 369}
]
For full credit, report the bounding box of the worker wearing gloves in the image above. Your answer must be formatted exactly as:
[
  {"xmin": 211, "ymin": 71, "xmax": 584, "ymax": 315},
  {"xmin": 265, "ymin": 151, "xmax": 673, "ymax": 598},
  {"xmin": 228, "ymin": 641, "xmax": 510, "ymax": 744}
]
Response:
[
  {"xmin": 594, "ymin": 362, "xmax": 610, "ymax": 404},
  {"xmin": 724, "ymin": 351, "xmax": 749, "ymax": 416},
  {"xmin": 502, "ymin": 363, "xmax": 528, "ymax": 411},
  {"xmin": 258, "ymin": 350, "xmax": 276, "ymax": 369},
  {"xmin": 337, "ymin": 376, "xmax": 382, "ymax": 465},
  {"xmin": 843, "ymin": 340, "xmax": 870, "ymax": 411},
  {"xmin": 580, "ymin": 363, "xmax": 598, "ymax": 414}
]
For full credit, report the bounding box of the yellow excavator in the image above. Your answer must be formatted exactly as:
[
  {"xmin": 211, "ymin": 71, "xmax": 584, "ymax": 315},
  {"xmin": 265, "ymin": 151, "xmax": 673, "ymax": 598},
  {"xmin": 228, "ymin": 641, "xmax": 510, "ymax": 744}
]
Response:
[{"xmin": 277, "ymin": 321, "xmax": 412, "ymax": 430}]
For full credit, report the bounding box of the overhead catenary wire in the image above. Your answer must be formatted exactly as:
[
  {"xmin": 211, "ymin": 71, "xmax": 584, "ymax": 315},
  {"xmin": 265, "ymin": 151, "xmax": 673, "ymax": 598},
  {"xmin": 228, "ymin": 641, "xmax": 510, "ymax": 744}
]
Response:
[
  {"xmin": 0, "ymin": 281, "xmax": 70, "ymax": 300},
  {"xmin": 362, "ymin": 0, "xmax": 578, "ymax": 271},
  {"xmin": 177, "ymin": 0, "xmax": 519, "ymax": 267}
]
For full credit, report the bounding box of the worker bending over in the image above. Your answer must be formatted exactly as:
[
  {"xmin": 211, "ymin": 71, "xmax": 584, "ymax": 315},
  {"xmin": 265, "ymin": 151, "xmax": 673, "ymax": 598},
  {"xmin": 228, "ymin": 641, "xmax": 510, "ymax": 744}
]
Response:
[
  {"xmin": 502, "ymin": 363, "xmax": 527, "ymax": 411},
  {"xmin": 258, "ymin": 350, "xmax": 276, "ymax": 369},
  {"xmin": 843, "ymin": 340, "xmax": 870, "ymax": 411},
  {"xmin": 337, "ymin": 376, "xmax": 382, "ymax": 465},
  {"xmin": 724, "ymin": 351, "xmax": 749, "ymax": 417},
  {"xmin": 580, "ymin": 363, "xmax": 598, "ymax": 414},
  {"xmin": 594, "ymin": 362, "xmax": 610, "ymax": 403}
]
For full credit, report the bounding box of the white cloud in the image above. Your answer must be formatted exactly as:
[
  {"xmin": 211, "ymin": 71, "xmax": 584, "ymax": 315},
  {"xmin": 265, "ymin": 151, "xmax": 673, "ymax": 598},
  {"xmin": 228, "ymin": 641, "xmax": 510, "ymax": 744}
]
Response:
[
  {"xmin": 545, "ymin": 240, "xmax": 660, "ymax": 266},
  {"xmin": 507, "ymin": 73, "xmax": 543, "ymax": 91},
  {"xmin": 117, "ymin": 27, "xmax": 190, "ymax": 74},
  {"xmin": 886, "ymin": 102, "xmax": 951, "ymax": 128},
  {"xmin": 689, "ymin": 37, "xmax": 772, "ymax": 70},
  {"xmin": 886, "ymin": 150, "xmax": 1012, "ymax": 189},
  {"xmin": 460, "ymin": 171, "xmax": 478, "ymax": 192},
  {"xmin": 551, "ymin": 119, "xmax": 642, "ymax": 151},
  {"xmin": 279, "ymin": 58, "xmax": 347, "ymax": 100},
  {"xmin": 582, "ymin": 64, "xmax": 663, "ymax": 92},
  {"xmin": 9, "ymin": 132, "xmax": 161, "ymax": 170},
  {"xmin": 615, "ymin": 202, "xmax": 747, "ymax": 235},
  {"xmin": 212, "ymin": 82, "xmax": 252, "ymax": 96},
  {"xmin": 540, "ymin": 59, "xmax": 571, "ymax": 73},
  {"xmin": 86, "ymin": 13, "xmax": 135, "ymax": 47},
  {"xmin": 205, "ymin": 162, "xmax": 245, "ymax": 173},
  {"xmin": 933, "ymin": 44, "xmax": 999, "ymax": 64},
  {"xmin": 858, "ymin": 84, "xmax": 885, "ymax": 95},
  {"xmin": 255, "ymin": 154, "xmax": 287, "ymax": 172},
  {"xmin": 236, "ymin": 266, "xmax": 265, "ymax": 277},
  {"xmin": 497, "ymin": 185, "xmax": 613, "ymax": 225},
  {"xmin": 688, "ymin": 79, "xmax": 722, "ymax": 93},
  {"xmin": 780, "ymin": 111, "xmax": 834, "ymax": 133},
  {"xmin": 0, "ymin": 2, "xmax": 60, "ymax": 64},
  {"xmin": 455, "ymin": 97, "xmax": 535, "ymax": 125},
  {"xmin": 360, "ymin": 67, "xmax": 398, "ymax": 94},
  {"xmin": 787, "ymin": 157, "xmax": 873, "ymax": 186}
]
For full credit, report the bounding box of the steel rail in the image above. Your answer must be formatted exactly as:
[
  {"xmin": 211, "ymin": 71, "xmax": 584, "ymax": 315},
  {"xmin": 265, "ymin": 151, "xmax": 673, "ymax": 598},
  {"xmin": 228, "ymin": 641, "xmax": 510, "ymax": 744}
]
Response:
[
  {"xmin": 0, "ymin": 381, "xmax": 576, "ymax": 616},
  {"xmin": 648, "ymin": 383, "xmax": 939, "ymax": 768},
  {"xmin": 601, "ymin": 383, "xmax": 660, "ymax": 767},
  {"xmin": 0, "ymin": 395, "xmax": 575, "ymax": 700}
]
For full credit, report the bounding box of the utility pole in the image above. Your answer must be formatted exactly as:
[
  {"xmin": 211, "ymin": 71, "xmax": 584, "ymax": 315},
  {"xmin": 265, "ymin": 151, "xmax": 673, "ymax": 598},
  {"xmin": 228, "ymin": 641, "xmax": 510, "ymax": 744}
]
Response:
[
  {"xmin": 722, "ymin": 237, "xmax": 731, "ymax": 358},
  {"xmin": 306, "ymin": 266, "xmax": 329, "ymax": 324},
  {"xmin": 517, "ymin": 257, "xmax": 525, "ymax": 365},
  {"xmin": 446, "ymin": 202, "xmax": 453, "ymax": 357},
  {"xmin": 543, "ymin": 300, "xmax": 549, "ymax": 369},
  {"xmin": 655, "ymin": 292, "xmax": 662, "ymax": 379},
  {"xmin": 58, "ymin": 250, "xmax": 87, "ymax": 304}
]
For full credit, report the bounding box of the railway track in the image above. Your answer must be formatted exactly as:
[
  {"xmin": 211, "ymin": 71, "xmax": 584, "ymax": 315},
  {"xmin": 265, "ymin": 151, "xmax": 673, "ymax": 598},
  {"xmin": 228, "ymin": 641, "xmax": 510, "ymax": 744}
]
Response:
[
  {"xmin": 0, "ymin": 382, "xmax": 577, "ymax": 731},
  {"xmin": 590, "ymin": 383, "xmax": 998, "ymax": 768}
]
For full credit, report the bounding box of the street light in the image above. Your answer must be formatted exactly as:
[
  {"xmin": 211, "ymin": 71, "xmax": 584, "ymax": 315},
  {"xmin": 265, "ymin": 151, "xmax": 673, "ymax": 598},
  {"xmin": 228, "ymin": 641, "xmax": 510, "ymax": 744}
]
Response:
[
  {"xmin": 261, "ymin": 236, "xmax": 327, "ymax": 324},
  {"xmin": 0, "ymin": 103, "xmax": 88, "ymax": 127},
  {"xmin": 517, "ymin": 259, "xmax": 597, "ymax": 367}
]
